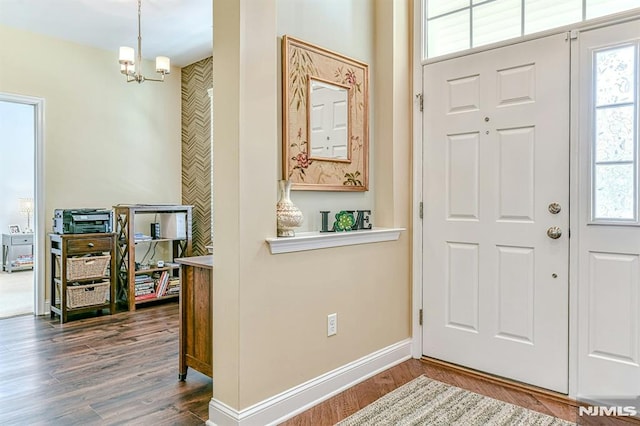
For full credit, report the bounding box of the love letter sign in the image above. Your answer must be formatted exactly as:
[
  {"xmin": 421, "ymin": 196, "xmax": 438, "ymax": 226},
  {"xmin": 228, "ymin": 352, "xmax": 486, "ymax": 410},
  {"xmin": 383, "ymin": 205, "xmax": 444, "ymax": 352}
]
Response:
[{"xmin": 319, "ymin": 210, "xmax": 372, "ymax": 232}]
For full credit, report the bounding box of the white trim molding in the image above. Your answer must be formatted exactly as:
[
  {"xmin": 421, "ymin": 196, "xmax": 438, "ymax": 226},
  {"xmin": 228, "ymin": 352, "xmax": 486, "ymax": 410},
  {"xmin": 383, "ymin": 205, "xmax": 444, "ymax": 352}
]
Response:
[
  {"xmin": 0, "ymin": 92, "xmax": 45, "ymax": 316},
  {"xmin": 265, "ymin": 227, "xmax": 404, "ymax": 254},
  {"xmin": 206, "ymin": 339, "xmax": 412, "ymax": 426},
  {"xmin": 411, "ymin": 0, "xmax": 425, "ymax": 360}
]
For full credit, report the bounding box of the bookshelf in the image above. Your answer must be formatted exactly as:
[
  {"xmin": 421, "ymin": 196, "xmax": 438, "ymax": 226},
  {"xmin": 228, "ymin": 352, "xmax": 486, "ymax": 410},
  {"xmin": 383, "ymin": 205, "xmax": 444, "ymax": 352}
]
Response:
[{"xmin": 113, "ymin": 205, "xmax": 192, "ymax": 311}]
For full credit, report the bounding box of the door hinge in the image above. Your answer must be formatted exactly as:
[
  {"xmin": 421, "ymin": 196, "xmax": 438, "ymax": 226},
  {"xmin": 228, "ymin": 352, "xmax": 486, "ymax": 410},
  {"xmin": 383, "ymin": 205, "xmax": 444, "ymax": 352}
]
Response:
[
  {"xmin": 419, "ymin": 201, "xmax": 423, "ymax": 219},
  {"xmin": 416, "ymin": 93, "xmax": 423, "ymax": 112},
  {"xmin": 419, "ymin": 308, "xmax": 423, "ymax": 326}
]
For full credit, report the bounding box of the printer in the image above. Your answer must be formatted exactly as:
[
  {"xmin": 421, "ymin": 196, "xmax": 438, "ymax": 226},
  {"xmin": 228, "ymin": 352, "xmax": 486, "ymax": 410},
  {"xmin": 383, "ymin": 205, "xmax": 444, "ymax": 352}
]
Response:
[{"xmin": 53, "ymin": 209, "xmax": 113, "ymax": 234}]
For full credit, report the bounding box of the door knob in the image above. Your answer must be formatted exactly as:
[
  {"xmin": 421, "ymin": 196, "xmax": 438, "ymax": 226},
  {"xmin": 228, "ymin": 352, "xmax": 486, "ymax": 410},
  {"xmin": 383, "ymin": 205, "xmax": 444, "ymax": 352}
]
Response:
[
  {"xmin": 548, "ymin": 202, "xmax": 561, "ymax": 214},
  {"xmin": 547, "ymin": 226, "xmax": 562, "ymax": 239}
]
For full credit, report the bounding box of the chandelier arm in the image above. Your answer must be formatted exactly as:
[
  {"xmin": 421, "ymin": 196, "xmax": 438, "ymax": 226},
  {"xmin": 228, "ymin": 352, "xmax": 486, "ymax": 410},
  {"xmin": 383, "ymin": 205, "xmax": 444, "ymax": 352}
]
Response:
[{"xmin": 142, "ymin": 76, "xmax": 166, "ymax": 82}]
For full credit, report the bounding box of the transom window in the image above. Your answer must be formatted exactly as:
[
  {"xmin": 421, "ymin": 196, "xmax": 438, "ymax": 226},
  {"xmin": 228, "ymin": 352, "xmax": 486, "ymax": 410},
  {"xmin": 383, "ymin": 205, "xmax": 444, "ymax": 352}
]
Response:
[{"xmin": 425, "ymin": 0, "xmax": 640, "ymax": 59}]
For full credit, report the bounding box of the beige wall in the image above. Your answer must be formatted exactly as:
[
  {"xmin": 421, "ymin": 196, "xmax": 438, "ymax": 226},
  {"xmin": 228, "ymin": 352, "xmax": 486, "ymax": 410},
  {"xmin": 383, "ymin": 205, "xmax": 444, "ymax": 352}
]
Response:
[
  {"xmin": 0, "ymin": 25, "xmax": 182, "ymax": 300},
  {"xmin": 213, "ymin": 0, "xmax": 411, "ymax": 410},
  {"xmin": 277, "ymin": 0, "xmax": 375, "ymax": 231}
]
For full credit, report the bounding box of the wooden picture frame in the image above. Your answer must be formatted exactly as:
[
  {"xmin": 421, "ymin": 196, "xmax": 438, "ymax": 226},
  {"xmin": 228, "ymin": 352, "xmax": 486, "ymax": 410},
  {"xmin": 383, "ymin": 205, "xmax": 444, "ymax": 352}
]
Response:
[{"xmin": 282, "ymin": 35, "xmax": 369, "ymax": 191}]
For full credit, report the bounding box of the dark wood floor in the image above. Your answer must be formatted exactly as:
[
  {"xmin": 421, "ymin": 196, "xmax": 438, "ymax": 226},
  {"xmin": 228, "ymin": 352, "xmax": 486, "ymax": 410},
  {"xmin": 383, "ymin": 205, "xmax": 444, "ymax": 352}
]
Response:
[
  {"xmin": 283, "ymin": 359, "xmax": 638, "ymax": 426},
  {"xmin": 281, "ymin": 357, "xmax": 579, "ymax": 426},
  {"xmin": 2, "ymin": 304, "xmax": 634, "ymax": 425},
  {"xmin": 0, "ymin": 302, "xmax": 211, "ymax": 425}
]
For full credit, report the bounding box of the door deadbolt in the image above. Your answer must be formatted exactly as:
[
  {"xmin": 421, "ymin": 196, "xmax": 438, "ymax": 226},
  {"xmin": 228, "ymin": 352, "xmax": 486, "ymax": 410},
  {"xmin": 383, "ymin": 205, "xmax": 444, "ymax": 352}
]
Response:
[{"xmin": 548, "ymin": 202, "xmax": 561, "ymax": 214}]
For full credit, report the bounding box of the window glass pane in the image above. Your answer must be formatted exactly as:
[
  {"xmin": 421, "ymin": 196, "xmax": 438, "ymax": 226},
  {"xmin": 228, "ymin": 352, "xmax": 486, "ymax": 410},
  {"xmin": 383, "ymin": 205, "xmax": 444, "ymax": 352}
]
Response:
[
  {"xmin": 595, "ymin": 106, "xmax": 635, "ymax": 162},
  {"xmin": 586, "ymin": 0, "xmax": 640, "ymax": 20},
  {"xmin": 595, "ymin": 46, "xmax": 636, "ymax": 106},
  {"xmin": 428, "ymin": 11, "xmax": 470, "ymax": 58},
  {"xmin": 473, "ymin": 0, "xmax": 521, "ymax": 47},
  {"xmin": 594, "ymin": 164, "xmax": 635, "ymax": 220},
  {"xmin": 427, "ymin": 0, "xmax": 469, "ymax": 18},
  {"xmin": 525, "ymin": 0, "xmax": 581, "ymax": 34},
  {"xmin": 424, "ymin": 0, "xmax": 640, "ymax": 60}
]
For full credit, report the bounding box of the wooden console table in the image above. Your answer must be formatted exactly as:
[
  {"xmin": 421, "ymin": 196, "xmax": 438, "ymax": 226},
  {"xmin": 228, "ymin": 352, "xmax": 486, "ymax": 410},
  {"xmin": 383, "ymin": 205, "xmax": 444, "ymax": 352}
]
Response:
[{"xmin": 176, "ymin": 255, "xmax": 213, "ymax": 380}]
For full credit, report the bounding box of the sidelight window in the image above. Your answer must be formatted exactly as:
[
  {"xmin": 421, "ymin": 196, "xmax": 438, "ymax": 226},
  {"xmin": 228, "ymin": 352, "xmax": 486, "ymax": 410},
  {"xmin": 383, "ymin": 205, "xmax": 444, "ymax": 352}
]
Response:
[{"xmin": 591, "ymin": 44, "xmax": 638, "ymax": 222}]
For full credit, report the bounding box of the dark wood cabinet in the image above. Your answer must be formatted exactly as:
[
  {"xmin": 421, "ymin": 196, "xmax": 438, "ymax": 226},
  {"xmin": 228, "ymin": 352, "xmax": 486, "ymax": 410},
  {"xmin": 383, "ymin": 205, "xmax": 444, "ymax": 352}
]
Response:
[
  {"xmin": 49, "ymin": 233, "xmax": 116, "ymax": 323},
  {"xmin": 176, "ymin": 255, "xmax": 212, "ymax": 379}
]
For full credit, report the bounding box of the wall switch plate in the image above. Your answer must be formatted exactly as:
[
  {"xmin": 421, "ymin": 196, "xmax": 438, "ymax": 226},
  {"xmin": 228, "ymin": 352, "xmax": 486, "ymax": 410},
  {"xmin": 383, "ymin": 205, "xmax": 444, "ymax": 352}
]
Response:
[{"xmin": 327, "ymin": 313, "xmax": 337, "ymax": 336}]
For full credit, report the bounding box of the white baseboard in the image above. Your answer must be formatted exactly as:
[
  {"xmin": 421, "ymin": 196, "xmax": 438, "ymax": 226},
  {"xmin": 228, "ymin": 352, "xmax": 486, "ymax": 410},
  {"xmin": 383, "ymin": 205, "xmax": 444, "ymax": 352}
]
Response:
[{"xmin": 207, "ymin": 338, "xmax": 412, "ymax": 426}]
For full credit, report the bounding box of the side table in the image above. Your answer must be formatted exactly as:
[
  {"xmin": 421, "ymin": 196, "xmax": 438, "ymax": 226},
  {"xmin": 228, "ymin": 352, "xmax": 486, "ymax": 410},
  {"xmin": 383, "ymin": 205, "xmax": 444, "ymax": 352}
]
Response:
[{"xmin": 2, "ymin": 233, "xmax": 34, "ymax": 273}]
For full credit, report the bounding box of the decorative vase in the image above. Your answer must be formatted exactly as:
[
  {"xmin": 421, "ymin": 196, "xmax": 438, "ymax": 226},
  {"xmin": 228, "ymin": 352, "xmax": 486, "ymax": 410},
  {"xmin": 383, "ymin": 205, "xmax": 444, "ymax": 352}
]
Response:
[{"xmin": 276, "ymin": 180, "xmax": 303, "ymax": 237}]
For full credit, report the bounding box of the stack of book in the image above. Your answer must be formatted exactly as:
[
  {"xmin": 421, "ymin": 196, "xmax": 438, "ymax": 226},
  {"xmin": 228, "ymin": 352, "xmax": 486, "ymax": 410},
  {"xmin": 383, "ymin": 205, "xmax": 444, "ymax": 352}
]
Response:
[
  {"xmin": 11, "ymin": 254, "xmax": 33, "ymax": 269},
  {"xmin": 153, "ymin": 272, "xmax": 181, "ymax": 298},
  {"xmin": 134, "ymin": 274, "xmax": 156, "ymax": 300},
  {"xmin": 155, "ymin": 271, "xmax": 170, "ymax": 297},
  {"xmin": 165, "ymin": 278, "xmax": 180, "ymax": 295},
  {"xmin": 134, "ymin": 233, "xmax": 153, "ymax": 243}
]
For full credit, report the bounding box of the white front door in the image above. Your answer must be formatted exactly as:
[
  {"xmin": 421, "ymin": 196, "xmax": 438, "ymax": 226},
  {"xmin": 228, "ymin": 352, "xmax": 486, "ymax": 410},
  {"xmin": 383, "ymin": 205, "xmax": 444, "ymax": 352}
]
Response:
[
  {"xmin": 309, "ymin": 81, "xmax": 348, "ymax": 159},
  {"xmin": 576, "ymin": 19, "xmax": 640, "ymax": 399},
  {"xmin": 422, "ymin": 33, "xmax": 570, "ymax": 393}
]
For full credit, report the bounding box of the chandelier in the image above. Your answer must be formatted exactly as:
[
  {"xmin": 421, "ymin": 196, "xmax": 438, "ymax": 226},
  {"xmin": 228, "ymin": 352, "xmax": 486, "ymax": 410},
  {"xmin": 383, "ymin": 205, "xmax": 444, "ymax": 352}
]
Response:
[{"xmin": 118, "ymin": 0, "xmax": 170, "ymax": 83}]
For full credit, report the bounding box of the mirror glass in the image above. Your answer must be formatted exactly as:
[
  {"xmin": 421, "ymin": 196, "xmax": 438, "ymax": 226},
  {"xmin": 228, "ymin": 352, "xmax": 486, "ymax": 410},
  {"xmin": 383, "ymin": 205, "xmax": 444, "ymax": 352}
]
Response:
[{"xmin": 308, "ymin": 78, "xmax": 350, "ymax": 161}]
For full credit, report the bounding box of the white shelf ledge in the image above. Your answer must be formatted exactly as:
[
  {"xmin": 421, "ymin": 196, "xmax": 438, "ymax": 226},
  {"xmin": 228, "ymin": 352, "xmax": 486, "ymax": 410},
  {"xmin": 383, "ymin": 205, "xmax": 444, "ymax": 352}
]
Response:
[{"xmin": 266, "ymin": 227, "xmax": 404, "ymax": 254}]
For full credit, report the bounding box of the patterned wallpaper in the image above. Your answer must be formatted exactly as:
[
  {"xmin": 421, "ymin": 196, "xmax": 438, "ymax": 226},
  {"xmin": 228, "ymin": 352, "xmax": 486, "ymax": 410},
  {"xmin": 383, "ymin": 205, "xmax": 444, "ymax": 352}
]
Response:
[{"xmin": 181, "ymin": 57, "xmax": 213, "ymax": 256}]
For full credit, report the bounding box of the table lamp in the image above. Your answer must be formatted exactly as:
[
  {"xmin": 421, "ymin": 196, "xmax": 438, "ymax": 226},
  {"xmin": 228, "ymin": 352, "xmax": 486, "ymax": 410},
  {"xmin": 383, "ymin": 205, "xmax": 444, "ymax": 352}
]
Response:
[{"xmin": 19, "ymin": 198, "xmax": 33, "ymax": 233}]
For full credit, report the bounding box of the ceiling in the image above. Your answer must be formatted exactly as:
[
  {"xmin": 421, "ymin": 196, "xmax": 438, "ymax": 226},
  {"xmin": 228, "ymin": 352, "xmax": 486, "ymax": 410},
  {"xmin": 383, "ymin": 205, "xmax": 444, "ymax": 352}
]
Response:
[{"xmin": 0, "ymin": 0, "xmax": 213, "ymax": 67}]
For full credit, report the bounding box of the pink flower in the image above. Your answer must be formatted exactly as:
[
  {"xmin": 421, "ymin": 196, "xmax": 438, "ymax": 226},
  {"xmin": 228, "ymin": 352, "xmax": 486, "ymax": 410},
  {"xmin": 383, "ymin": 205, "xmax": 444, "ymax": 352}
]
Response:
[
  {"xmin": 345, "ymin": 70, "xmax": 357, "ymax": 85},
  {"xmin": 296, "ymin": 152, "xmax": 311, "ymax": 168}
]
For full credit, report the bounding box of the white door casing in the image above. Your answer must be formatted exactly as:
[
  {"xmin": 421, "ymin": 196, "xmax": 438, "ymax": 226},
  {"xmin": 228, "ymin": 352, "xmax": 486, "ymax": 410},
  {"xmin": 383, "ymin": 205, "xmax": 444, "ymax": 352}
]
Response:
[
  {"xmin": 576, "ymin": 19, "xmax": 640, "ymax": 399},
  {"xmin": 422, "ymin": 33, "xmax": 570, "ymax": 393}
]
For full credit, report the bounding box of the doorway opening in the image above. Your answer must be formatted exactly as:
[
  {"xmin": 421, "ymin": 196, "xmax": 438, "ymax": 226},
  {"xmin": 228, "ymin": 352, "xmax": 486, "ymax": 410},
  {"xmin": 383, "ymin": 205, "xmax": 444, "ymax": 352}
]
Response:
[{"xmin": 0, "ymin": 93, "xmax": 44, "ymax": 318}]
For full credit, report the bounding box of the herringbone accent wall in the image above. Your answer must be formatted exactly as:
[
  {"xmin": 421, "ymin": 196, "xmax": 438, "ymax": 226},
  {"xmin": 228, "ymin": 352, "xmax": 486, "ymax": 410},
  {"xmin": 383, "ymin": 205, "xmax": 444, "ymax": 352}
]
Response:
[{"xmin": 181, "ymin": 57, "xmax": 213, "ymax": 256}]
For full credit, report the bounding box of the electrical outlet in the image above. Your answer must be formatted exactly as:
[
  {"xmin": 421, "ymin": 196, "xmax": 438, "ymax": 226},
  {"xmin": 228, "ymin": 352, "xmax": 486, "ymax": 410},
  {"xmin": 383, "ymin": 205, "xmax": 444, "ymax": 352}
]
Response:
[{"xmin": 327, "ymin": 313, "xmax": 337, "ymax": 336}]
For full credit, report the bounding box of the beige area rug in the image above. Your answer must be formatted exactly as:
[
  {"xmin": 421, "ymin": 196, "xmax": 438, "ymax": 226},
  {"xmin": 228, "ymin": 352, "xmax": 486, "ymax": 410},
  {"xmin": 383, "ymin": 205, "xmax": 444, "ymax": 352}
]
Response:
[
  {"xmin": 337, "ymin": 375, "xmax": 574, "ymax": 426},
  {"xmin": 0, "ymin": 270, "xmax": 33, "ymax": 318}
]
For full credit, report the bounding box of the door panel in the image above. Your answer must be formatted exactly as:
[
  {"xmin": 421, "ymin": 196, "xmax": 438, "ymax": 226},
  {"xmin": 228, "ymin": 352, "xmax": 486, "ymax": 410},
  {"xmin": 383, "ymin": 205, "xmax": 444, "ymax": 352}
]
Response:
[
  {"xmin": 577, "ymin": 19, "xmax": 640, "ymax": 398},
  {"xmin": 422, "ymin": 33, "xmax": 570, "ymax": 393},
  {"xmin": 309, "ymin": 84, "xmax": 348, "ymax": 159}
]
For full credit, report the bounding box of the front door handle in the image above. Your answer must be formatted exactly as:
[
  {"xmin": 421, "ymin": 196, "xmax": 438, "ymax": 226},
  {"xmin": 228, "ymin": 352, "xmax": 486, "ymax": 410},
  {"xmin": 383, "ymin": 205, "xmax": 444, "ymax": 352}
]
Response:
[{"xmin": 547, "ymin": 226, "xmax": 562, "ymax": 239}]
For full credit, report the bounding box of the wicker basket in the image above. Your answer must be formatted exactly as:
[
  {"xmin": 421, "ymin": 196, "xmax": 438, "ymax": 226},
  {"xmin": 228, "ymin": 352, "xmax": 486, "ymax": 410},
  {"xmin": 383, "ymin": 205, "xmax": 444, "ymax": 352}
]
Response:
[
  {"xmin": 66, "ymin": 255, "xmax": 110, "ymax": 280},
  {"xmin": 62, "ymin": 281, "xmax": 110, "ymax": 309}
]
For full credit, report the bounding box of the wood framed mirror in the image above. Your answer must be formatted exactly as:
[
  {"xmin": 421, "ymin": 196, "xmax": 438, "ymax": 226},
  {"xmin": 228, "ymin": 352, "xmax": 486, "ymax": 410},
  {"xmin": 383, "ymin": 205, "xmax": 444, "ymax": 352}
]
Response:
[{"xmin": 282, "ymin": 35, "xmax": 369, "ymax": 191}]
